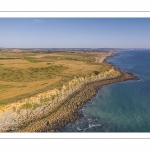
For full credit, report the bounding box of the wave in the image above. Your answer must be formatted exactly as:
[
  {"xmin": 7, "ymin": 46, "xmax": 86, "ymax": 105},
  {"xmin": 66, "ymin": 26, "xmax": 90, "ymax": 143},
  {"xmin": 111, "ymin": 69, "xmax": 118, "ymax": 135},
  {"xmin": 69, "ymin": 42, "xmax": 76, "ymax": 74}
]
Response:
[{"xmin": 89, "ymin": 123, "xmax": 102, "ymax": 128}]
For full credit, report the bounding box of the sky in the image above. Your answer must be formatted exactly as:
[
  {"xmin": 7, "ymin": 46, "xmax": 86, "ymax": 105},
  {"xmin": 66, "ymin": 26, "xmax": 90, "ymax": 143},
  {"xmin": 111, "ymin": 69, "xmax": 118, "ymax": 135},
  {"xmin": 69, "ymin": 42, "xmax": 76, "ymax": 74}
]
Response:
[{"xmin": 1, "ymin": 18, "xmax": 150, "ymax": 48}]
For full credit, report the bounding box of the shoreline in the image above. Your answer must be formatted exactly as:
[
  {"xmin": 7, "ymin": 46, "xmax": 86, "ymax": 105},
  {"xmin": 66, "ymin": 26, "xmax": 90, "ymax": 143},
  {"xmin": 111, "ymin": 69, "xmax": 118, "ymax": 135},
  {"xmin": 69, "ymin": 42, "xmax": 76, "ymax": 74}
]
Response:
[
  {"xmin": 2, "ymin": 52, "xmax": 139, "ymax": 132},
  {"xmin": 15, "ymin": 67, "xmax": 138, "ymax": 132}
]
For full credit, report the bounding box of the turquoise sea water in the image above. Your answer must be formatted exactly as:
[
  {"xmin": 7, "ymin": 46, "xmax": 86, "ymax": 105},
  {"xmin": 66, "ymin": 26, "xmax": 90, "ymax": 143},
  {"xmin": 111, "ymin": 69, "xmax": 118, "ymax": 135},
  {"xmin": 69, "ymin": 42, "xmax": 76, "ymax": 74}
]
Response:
[{"xmin": 61, "ymin": 50, "xmax": 150, "ymax": 132}]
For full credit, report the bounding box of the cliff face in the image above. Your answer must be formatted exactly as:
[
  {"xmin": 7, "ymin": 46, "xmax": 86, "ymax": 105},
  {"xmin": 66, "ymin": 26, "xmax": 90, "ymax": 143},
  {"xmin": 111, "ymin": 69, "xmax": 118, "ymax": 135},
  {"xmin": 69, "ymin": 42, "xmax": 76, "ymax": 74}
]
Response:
[
  {"xmin": 19, "ymin": 69, "xmax": 137, "ymax": 132},
  {"xmin": 0, "ymin": 67, "xmax": 120, "ymax": 132}
]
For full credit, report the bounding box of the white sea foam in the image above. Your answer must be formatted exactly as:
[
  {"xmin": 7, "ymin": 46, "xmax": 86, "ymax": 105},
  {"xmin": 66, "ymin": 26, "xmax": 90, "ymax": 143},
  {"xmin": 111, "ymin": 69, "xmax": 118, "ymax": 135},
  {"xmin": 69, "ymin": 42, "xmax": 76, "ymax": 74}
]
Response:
[{"xmin": 89, "ymin": 123, "xmax": 102, "ymax": 128}]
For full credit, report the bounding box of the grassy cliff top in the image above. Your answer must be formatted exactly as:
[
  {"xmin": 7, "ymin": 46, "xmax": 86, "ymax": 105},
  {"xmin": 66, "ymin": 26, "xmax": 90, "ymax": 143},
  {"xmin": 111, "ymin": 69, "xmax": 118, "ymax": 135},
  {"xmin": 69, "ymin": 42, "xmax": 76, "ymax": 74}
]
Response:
[{"xmin": 0, "ymin": 50, "xmax": 113, "ymax": 105}]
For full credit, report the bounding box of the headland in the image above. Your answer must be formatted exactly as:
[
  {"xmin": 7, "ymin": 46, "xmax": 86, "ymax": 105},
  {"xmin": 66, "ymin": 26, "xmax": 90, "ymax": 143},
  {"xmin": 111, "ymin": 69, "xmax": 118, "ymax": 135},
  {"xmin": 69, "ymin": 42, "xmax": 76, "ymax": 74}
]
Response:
[{"xmin": 0, "ymin": 49, "xmax": 138, "ymax": 132}]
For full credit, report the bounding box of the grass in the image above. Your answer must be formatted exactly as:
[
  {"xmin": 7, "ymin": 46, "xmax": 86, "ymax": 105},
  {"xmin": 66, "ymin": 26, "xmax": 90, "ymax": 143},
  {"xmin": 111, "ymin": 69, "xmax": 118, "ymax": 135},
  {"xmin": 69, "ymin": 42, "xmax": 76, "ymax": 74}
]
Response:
[
  {"xmin": 0, "ymin": 50, "xmax": 113, "ymax": 107},
  {"xmin": 24, "ymin": 57, "xmax": 40, "ymax": 63},
  {"xmin": 32, "ymin": 103, "xmax": 41, "ymax": 110},
  {"xmin": 21, "ymin": 103, "xmax": 33, "ymax": 109},
  {"xmin": 1, "ymin": 53, "xmax": 16, "ymax": 57},
  {"xmin": 58, "ymin": 55, "xmax": 93, "ymax": 62},
  {"xmin": 0, "ymin": 65, "xmax": 67, "ymax": 82}
]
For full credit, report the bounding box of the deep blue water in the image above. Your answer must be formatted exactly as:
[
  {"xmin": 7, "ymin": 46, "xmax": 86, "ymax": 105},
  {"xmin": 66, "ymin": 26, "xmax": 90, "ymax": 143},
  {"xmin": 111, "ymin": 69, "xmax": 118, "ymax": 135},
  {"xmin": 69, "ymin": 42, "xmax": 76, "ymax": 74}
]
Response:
[{"xmin": 61, "ymin": 50, "xmax": 150, "ymax": 132}]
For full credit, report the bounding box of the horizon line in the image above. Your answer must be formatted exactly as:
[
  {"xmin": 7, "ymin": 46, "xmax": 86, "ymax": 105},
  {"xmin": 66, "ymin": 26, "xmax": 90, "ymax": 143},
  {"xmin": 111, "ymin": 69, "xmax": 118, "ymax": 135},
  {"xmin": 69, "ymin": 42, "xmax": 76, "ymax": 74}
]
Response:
[{"xmin": 0, "ymin": 48, "xmax": 150, "ymax": 49}]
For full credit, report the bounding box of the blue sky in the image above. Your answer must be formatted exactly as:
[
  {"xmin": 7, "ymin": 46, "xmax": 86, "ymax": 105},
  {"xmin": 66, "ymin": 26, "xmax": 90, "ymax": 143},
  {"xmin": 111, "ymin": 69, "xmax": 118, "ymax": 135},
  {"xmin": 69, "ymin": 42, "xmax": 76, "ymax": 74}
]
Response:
[{"xmin": 1, "ymin": 18, "xmax": 150, "ymax": 48}]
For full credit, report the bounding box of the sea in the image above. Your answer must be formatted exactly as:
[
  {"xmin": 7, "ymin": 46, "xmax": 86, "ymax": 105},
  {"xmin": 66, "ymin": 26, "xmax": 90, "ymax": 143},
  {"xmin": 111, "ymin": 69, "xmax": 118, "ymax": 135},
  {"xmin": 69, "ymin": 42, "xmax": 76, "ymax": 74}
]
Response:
[{"xmin": 61, "ymin": 50, "xmax": 150, "ymax": 132}]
